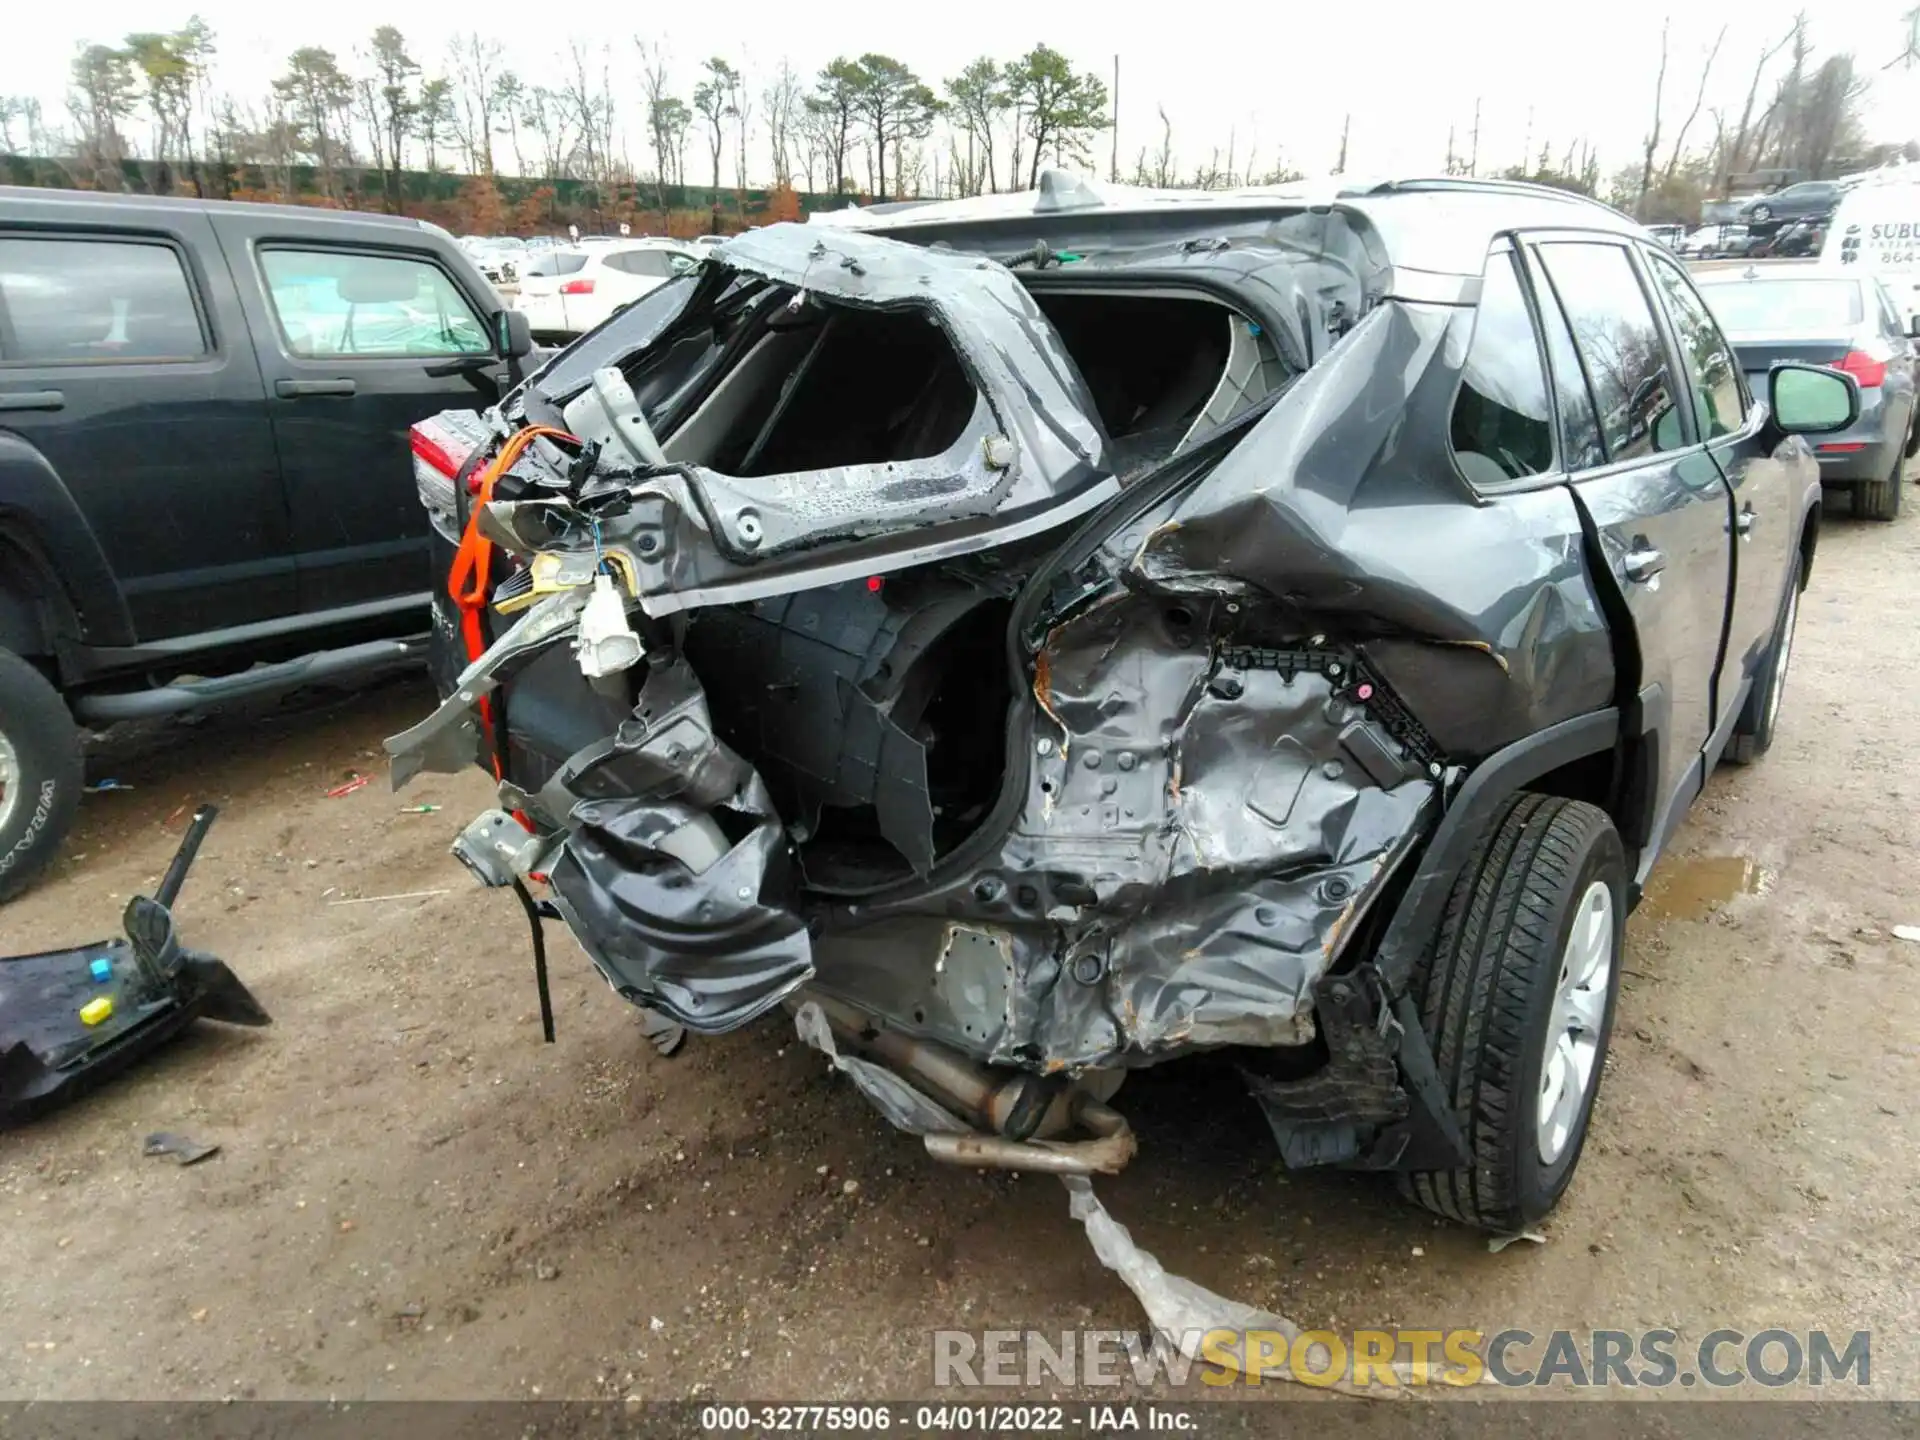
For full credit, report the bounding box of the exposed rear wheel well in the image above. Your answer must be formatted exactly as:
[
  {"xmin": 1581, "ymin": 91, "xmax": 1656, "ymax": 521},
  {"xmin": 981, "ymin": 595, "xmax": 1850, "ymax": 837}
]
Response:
[{"xmin": 1521, "ymin": 747, "xmax": 1620, "ymax": 826}]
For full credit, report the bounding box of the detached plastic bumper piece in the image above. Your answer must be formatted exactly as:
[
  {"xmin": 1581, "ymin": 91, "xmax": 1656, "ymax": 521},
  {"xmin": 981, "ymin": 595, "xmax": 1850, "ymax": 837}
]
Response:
[{"xmin": 0, "ymin": 805, "xmax": 270, "ymax": 1125}]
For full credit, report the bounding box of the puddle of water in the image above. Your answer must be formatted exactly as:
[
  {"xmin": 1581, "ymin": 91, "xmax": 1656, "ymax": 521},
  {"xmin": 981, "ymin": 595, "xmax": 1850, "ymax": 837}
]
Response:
[{"xmin": 1639, "ymin": 854, "xmax": 1771, "ymax": 923}]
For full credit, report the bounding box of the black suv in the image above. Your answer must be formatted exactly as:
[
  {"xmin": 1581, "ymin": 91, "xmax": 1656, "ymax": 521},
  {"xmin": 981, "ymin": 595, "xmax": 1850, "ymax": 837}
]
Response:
[
  {"xmin": 392, "ymin": 175, "xmax": 1849, "ymax": 1231},
  {"xmin": 0, "ymin": 187, "xmax": 533, "ymax": 899}
]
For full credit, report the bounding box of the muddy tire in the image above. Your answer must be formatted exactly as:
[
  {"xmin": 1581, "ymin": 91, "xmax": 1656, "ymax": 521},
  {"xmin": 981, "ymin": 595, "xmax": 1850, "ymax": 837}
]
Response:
[
  {"xmin": 1399, "ymin": 793, "xmax": 1626, "ymax": 1233},
  {"xmin": 0, "ymin": 649, "xmax": 82, "ymax": 904},
  {"xmin": 1857, "ymin": 449, "xmax": 1904, "ymax": 522},
  {"xmin": 1725, "ymin": 557, "xmax": 1802, "ymax": 766}
]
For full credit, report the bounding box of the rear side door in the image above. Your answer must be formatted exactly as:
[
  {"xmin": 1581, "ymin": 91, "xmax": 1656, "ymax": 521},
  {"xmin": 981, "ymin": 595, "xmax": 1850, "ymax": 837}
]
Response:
[
  {"xmin": 1640, "ymin": 246, "xmax": 1795, "ymax": 754},
  {"xmin": 1524, "ymin": 236, "xmax": 1736, "ymax": 869},
  {"xmin": 211, "ymin": 213, "xmax": 507, "ymax": 614},
  {"xmin": 0, "ymin": 210, "xmax": 292, "ymax": 641}
]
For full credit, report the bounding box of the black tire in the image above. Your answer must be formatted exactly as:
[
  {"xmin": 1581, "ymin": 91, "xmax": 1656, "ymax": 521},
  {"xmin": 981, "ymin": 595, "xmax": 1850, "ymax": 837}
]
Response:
[
  {"xmin": 1857, "ymin": 448, "xmax": 1905, "ymax": 522},
  {"xmin": 0, "ymin": 648, "xmax": 82, "ymax": 904},
  {"xmin": 1750, "ymin": 203, "xmax": 1773, "ymax": 223},
  {"xmin": 1725, "ymin": 556, "xmax": 1802, "ymax": 766},
  {"xmin": 1399, "ymin": 793, "xmax": 1626, "ymax": 1233}
]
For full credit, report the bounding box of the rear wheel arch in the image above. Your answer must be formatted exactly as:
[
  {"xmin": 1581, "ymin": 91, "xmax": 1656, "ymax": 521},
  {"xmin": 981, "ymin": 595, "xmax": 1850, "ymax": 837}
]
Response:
[{"xmin": 0, "ymin": 525, "xmax": 78, "ymax": 662}]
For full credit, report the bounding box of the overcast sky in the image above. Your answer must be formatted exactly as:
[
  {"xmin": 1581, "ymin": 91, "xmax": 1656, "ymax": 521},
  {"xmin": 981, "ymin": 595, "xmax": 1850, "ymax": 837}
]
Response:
[{"xmin": 14, "ymin": 1, "xmax": 1920, "ymax": 186}]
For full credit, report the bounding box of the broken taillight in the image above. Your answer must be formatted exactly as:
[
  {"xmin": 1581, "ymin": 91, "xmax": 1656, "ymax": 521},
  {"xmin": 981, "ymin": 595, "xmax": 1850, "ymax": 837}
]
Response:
[
  {"xmin": 1837, "ymin": 349, "xmax": 1888, "ymax": 389},
  {"xmin": 560, "ymin": 278, "xmax": 596, "ymax": 295},
  {"xmin": 411, "ymin": 416, "xmax": 477, "ymax": 523}
]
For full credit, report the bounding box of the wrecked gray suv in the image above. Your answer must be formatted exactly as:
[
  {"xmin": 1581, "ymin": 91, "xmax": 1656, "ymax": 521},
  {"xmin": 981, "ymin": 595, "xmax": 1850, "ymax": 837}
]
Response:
[{"xmin": 391, "ymin": 174, "xmax": 1844, "ymax": 1232}]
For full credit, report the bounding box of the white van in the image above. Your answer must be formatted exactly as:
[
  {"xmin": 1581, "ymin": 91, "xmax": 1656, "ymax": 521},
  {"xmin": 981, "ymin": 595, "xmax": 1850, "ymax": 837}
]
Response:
[{"xmin": 1822, "ymin": 176, "xmax": 1920, "ymax": 328}]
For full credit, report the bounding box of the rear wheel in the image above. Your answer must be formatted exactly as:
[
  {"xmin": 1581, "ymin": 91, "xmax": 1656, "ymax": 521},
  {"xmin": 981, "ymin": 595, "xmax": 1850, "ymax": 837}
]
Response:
[
  {"xmin": 0, "ymin": 649, "xmax": 82, "ymax": 904},
  {"xmin": 1857, "ymin": 448, "xmax": 1904, "ymax": 522},
  {"xmin": 1399, "ymin": 793, "xmax": 1626, "ymax": 1232},
  {"xmin": 1750, "ymin": 203, "xmax": 1773, "ymax": 223}
]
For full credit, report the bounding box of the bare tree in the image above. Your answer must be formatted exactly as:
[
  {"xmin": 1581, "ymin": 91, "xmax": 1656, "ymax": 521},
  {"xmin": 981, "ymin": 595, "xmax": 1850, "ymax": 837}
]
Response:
[
  {"xmin": 763, "ymin": 61, "xmax": 801, "ymax": 189},
  {"xmin": 1637, "ymin": 18, "xmax": 1671, "ymax": 209},
  {"xmin": 807, "ymin": 58, "xmax": 861, "ymax": 196},
  {"xmin": 692, "ymin": 58, "xmax": 738, "ymax": 211},
  {"xmin": 726, "ymin": 59, "xmax": 753, "ymax": 207},
  {"xmin": 492, "ymin": 72, "xmax": 526, "ymax": 176},
  {"xmin": 449, "ymin": 32, "xmax": 503, "ymax": 174},
  {"xmin": 559, "ymin": 40, "xmax": 615, "ymax": 191},
  {"xmin": 1663, "ymin": 26, "xmax": 1727, "ymax": 185},
  {"xmin": 70, "ymin": 43, "xmax": 139, "ymax": 190},
  {"xmin": 944, "ymin": 57, "xmax": 1006, "ymax": 196},
  {"xmin": 1720, "ymin": 17, "xmax": 1801, "ymax": 194},
  {"xmin": 520, "ymin": 84, "xmax": 575, "ymax": 182}
]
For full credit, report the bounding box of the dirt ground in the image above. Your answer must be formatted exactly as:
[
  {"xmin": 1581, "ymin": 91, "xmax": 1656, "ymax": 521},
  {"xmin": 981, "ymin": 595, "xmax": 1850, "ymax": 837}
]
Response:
[{"xmin": 3, "ymin": 506, "xmax": 1918, "ymax": 1405}]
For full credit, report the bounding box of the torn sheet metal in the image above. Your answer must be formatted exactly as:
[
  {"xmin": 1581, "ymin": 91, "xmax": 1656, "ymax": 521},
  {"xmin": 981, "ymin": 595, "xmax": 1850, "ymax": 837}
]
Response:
[
  {"xmin": 1129, "ymin": 301, "xmax": 1615, "ymax": 750},
  {"xmin": 810, "ymin": 588, "xmax": 1437, "ymax": 1071},
  {"xmin": 539, "ymin": 661, "xmax": 813, "ymax": 1034},
  {"xmin": 501, "ymin": 222, "xmax": 1123, "ymax": 617}
]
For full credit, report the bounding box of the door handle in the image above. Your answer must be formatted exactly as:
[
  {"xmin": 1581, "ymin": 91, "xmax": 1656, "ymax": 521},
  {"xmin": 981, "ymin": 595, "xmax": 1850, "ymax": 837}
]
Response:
[
  {"xmin": 1735, "ymin": 508, "xmax": 1757, "ymax": 536},
  {"xmin": 0, "ymin": 390, "xmax": 65, "ymax": 412},
  {"xmin": 1624, "ymin": 547, "xmax": 1667, "ymax": 583},
  {"xmin": 275, "ymin": 378, "xmax": 356, "ymax": 398}
]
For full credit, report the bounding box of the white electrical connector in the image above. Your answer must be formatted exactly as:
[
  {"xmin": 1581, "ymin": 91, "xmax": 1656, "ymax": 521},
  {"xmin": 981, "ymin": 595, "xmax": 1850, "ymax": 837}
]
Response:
[{"xmin": 574, "ymin": 572, "xmax": 644, "ymax": 678}]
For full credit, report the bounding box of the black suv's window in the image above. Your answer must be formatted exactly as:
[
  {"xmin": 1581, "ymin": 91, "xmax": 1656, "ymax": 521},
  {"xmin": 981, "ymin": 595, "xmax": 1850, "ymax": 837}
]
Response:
[
  {"xmin": 1537, "ymin": 242, "xmax": 1681, "ymax": 464},
  {"xmin": 1450, "ymin": 252, "xmax": 1556, "ymax": 484},
  {"xmin": 0, "ymin": 236, "xmax": 206, "ymax": 363},
  {"xmin": 260, "ymin": 248, "xmax": 489, "ymax": 358},
  {"xmin": 1645, "ymin": 252, "xmax": 1746, "ymax": 439}
]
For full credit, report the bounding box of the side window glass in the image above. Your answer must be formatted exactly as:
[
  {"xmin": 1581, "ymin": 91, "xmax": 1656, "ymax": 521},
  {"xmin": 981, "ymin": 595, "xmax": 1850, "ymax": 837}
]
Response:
[
  {"xmin": 1536, "ymin": 242, "xmax": 1682, "ymax": 463},
  {"xmin": 260, "ymin": 249, "xmax": 490, "ymax": 358},
  {"xmin": 1449, "ymin": 252, "xmax": 1555, "ymax": 484},
  {"xmin": 1524, "ymin": 252, "xmax": 1608, "ymax": 471},
  {"xmin": 0, "ymin": 237, "xmax": 205, "ymax": 363},
  {"xmin": 1646, "ymin": 252, "xmax": 1746, "ymax": 440}
]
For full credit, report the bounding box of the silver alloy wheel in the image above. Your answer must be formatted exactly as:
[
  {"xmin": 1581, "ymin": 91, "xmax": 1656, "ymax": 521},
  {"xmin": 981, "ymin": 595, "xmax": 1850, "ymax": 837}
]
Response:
[
  {"xmin": 1536, "ymin": 879, "xmax": 1614, "ymax": 1166},
  {"xmin": 1764, "ymin": 583, "xmax": 1799, "ymax": 737},
  {"xmin": 0, "ymin": 726, "xmax": 19, "ymax": 836}
]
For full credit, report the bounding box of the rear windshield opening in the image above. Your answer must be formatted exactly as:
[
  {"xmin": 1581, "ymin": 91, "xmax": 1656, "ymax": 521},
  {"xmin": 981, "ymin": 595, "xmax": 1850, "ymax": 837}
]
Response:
[
  {"xmin": 1705, "ymin": 279, "xmax": 1864, "ymax": 330},
  {"xmin": 1031, "ymin": 291, "xmax": 1286, "ymax": 457},
  {"xmin": 661, "ymin": 301, "xmax": 977, "ymax": 475}
]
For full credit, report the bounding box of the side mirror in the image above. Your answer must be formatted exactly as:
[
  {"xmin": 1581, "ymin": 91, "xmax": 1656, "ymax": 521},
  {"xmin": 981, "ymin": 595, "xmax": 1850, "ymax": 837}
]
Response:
[
  {"xmin": 494, "ymin": 308, "xmax": 533, "ymax": 360},
  {"xmin": 1770, "ymin": 363, "xmax": 1860, "ymax": 434}
]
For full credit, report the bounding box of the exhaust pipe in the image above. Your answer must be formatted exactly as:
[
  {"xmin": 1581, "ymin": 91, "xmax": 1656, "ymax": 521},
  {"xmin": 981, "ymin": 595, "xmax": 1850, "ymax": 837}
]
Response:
[{"xmin": 799, "ymin": 993, "xmax": 1137, "ymax": 1176}]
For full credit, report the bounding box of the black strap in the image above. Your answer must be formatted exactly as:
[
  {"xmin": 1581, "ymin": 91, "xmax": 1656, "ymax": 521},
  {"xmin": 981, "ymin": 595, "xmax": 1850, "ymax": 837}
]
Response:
[{"xmin": 511, "ymin": 879, "xmax": 555, "ymax": 1044}]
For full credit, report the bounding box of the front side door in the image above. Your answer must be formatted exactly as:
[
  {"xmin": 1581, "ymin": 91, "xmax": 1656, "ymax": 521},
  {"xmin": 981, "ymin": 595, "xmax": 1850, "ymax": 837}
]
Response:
[
  {"xmin": 0, "ymin": 210, "xmax": 292, "ymax": 641},
  {"xmin": 1525, "ymin": 236, "xmax": 1736, "ymax": 867},
  {"xmin": 1640, "ymin": 247, "xmax": 1795, "ymax": 747},
  {"xmin": 212, "ymin": 215, "xmax": 507, "ymax": 614}
]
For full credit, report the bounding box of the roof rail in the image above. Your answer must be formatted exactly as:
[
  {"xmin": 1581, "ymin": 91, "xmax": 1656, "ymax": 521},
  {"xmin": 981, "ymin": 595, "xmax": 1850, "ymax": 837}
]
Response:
[{"xmin": 1350, "ymin": 176, "xmax": 1625, "ymax": 213}]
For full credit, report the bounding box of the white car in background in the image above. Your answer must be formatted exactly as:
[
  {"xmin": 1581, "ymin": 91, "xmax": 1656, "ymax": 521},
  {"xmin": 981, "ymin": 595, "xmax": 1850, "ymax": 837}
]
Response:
[{"xmin": 513, "ymin": 239, "xmax": 700, "ymax": 339}]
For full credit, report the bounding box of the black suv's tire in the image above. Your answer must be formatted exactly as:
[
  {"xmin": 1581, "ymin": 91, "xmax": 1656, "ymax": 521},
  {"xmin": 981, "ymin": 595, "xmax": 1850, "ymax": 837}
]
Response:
[
  {"xmin": 1725, "ymin": 558, "xmax": 1802, "ymax": 766},
  {"xmin": 1399, "ymin": 793, "xmax": 1626, "ymax": 1233},
  {"xmin": 0, "ymin": 649, "xmax": 82, "ymax": 904},
  {"xmin": 1857, "ymin": 449, "xmax": 1904, "ymax": 521}
]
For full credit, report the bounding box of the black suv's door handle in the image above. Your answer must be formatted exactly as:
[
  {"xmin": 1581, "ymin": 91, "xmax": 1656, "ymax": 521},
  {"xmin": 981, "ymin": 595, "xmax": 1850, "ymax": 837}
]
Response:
[
  {"xmin": 1624, "ymin": 546, "xmax": 1667, "ymax": 583},
  {"xmin": 275, "ymin": 378, "xmax": 356, "ymax": 398},
  {"xmin": 0, "ymin": 389, "xmax": 65, "ymax": 412}
]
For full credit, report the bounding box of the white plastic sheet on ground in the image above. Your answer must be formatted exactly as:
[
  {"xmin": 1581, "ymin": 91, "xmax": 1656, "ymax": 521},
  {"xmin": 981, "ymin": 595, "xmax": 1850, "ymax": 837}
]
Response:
[{"xmin": 1062, "ymin": 1175, "xmax": 1435, "ymax": 1396}]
